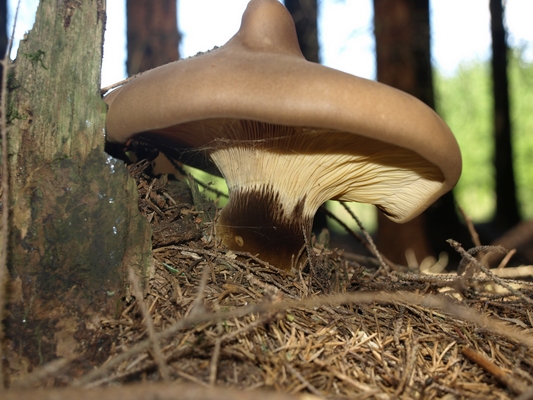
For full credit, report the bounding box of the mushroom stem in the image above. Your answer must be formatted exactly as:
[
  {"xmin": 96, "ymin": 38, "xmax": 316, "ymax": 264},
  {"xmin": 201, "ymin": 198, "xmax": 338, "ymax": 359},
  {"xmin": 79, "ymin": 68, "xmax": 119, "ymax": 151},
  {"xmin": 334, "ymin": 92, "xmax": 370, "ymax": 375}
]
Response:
[
  {"xmin": 216, "ymin": 185, "xmax": 310, "ymax": 270},
  {"xmin": 209, "ymin": 121, "xmax": 318, "ymax": 269}
]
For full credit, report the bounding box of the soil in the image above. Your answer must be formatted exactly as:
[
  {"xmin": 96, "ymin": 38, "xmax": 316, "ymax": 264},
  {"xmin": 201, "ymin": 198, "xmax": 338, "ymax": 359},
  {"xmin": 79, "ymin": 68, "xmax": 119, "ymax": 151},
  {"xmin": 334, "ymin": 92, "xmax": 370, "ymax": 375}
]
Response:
[{"xmin": 3, "ymin": 153, "xmax": 533, "ymax": 399}]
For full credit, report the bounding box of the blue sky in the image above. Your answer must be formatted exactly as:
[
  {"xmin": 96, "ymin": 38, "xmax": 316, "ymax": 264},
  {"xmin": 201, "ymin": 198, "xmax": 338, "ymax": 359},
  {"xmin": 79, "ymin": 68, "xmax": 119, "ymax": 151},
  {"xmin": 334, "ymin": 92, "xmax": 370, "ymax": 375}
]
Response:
[{"xmin": 6, "ymin": 0, "xmax": 533, "ymax": 88}]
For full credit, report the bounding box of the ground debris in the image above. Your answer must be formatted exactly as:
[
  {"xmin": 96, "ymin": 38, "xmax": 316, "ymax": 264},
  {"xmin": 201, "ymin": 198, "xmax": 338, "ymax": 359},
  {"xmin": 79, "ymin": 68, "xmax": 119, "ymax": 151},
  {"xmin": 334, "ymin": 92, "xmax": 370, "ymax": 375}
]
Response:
[{"xmin": 6, "ymin": 157, "xmax": 533, "ymax": 399}]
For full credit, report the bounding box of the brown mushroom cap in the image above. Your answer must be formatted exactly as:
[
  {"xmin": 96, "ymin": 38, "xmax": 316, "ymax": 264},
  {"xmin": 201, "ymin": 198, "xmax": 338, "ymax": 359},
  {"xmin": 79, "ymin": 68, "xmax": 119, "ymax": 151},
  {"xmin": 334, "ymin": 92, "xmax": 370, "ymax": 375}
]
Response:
[{"xmin": 104, "ymin": 0, "xmax": 462, "ymax": 269}]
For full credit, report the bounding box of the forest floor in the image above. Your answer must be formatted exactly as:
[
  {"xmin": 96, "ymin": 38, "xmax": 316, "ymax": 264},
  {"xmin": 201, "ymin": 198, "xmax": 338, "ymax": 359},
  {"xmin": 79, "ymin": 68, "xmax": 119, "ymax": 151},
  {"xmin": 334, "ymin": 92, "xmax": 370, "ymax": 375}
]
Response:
[{"xmin": 5, "ymin": 155, "xmax": 533, "ymax": 399}]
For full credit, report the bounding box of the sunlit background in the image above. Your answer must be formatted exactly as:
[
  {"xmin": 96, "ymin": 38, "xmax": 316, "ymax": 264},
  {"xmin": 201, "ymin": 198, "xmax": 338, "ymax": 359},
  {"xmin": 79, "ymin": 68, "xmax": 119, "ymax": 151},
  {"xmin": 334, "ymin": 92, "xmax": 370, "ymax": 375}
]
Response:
[{"xmin": 6, "ymin": 0, "xmax": 533, "ymax": 232}]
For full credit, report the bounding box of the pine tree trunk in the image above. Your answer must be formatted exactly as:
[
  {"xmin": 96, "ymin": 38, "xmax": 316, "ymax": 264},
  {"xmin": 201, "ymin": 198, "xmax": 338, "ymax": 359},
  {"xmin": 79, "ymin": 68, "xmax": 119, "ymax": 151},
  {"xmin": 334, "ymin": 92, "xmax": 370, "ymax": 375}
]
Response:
[
  {"xmin": 373, "ymin": 0, "xmax": 433, "ymax": 265},
  {"xmin": 5, "ymin": 0, "xmax": 151, "ymax": 369},
  {"xmin": 373, "ymin": 0, "xmax": 469, "ymax": 265},
  {"xmin": 284, "ymin": 0, "xmax": 320, "ymax": 63},
  {"xmin": 126, "ymin": 0, "xmax": 180, "ymax": 75},
  {"xmin": 490, "ymin": 0, "xmax": 520, "ymax": 230}
]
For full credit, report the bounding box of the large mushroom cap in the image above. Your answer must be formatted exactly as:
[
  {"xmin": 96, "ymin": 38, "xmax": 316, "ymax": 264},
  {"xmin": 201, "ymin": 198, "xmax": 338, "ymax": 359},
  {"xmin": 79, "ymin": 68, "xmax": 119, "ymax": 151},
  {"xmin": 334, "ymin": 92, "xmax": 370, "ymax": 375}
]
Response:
[{"xmin": 104, "ymin": 0, "xmax": 462, "ymax": 269}]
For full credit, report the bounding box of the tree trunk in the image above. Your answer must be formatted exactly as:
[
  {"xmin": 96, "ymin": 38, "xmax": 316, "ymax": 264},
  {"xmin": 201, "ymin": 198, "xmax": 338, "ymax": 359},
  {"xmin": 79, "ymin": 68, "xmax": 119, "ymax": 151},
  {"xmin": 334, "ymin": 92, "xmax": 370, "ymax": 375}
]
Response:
[
  {"xmin": 373, "ymin": 0, "xmax": 469, "ymax": 265},
  {"xmin": 0, "ymin": 0, "xmax": 6, "ymax": 82},
  {"xmin": 126, "ymin": 0, "xmax": 180, "ymax": 75},
  {"xmin": 284, "ymin": 0, "xmax": 320, "ymax": 63},
  {"xmin": 374, "ymin": 0, "xmax": 433, "ymax": 107},
  {"xmin": 5, "ymin": 0, "xmax": 152, "ymax": 371},
  {"xmin": 490, "ymin": 0, "xmax": 520, "ymax": 230}
]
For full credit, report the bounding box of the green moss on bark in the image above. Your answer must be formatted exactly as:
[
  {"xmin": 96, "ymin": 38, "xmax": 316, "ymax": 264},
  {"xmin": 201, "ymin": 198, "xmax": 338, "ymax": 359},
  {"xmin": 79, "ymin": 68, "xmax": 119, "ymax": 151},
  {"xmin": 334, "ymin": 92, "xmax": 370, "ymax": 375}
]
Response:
[{"xmin": 5, "ymin": 0, "xmax": 151, "ymax": 367}]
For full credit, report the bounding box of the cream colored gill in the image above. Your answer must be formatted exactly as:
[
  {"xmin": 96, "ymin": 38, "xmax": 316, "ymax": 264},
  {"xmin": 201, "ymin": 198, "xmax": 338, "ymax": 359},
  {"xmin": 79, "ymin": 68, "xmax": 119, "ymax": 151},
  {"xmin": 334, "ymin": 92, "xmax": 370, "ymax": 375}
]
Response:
[{"xmin": 209, "ymin": 124, "xmax": 444, "ymax": 223}]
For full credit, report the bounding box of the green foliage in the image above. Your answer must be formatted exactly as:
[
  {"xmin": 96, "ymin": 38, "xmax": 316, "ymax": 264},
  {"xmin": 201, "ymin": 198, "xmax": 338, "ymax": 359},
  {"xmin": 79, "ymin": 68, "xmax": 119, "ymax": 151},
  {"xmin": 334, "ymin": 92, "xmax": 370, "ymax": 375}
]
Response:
[
  {"xmin": 183, "ymin": 165, "xmax": 229, "ymax": 207},
  {"xmin": 326, "ymin": 202, "xmax": 377, "ymax": 234},
  {"xmin": 435, "ymin": 50, "xmax": 533, "ymax": 221},
  {"xmin": 510, "ymin": 50, "xmax": 533, "ymax": 218}
]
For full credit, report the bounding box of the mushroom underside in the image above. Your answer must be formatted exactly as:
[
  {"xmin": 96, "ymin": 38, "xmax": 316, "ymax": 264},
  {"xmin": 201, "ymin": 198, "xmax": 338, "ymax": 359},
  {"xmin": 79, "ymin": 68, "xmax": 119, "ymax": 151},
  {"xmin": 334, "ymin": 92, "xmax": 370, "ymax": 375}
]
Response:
[{"xmin": 148, "ymin": 119, "xmax": 444, "ymax": 269}]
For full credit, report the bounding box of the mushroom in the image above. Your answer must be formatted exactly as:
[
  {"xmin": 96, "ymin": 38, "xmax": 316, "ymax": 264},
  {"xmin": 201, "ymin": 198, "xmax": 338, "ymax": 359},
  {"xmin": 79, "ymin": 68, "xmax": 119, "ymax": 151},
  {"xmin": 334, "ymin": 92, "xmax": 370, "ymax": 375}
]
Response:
[{"xmin": 104, "ymin": 0, "xmax": 462, "ymax": 270}]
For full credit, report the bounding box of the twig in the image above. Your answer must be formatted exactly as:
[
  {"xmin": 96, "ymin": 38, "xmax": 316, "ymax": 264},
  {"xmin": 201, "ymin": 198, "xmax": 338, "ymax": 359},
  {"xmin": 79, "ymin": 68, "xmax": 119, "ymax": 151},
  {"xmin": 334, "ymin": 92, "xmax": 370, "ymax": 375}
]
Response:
[
  {"xmin": 285, "ymin": 361, "xmax": 324, "ymax": 398},
  {"xmin": 172, "ymin": 161, "xmax": 228, "ymax": 199},
  {"xmin": 395, "ymin": 340, "xmax": 419, "ymax": 395},
  {"xmin": 496, "ymin": 248, "xmax": 516, "ymax": 269},
  {"xmin": 340, "ymin": 202, "xmax": 389, "ymax": 274},
  {"xmin": 292, "ymin": 242, "xmax": 306, "ymax": 271},
  {"xmin": 462, "ymin": 346, "xmax": 527, "ymax": 395},
  {"xmin": 175, "ymin": 370, "xmax": 211, "ymax": 387},
  {"xmin": 320, "ymin": 204, "xmax": 364, "ymax": 243},
  {"xmin": 302, "ymin": 222, "xmax": 316, "ymax": 271},
  {"xmin": 85, "ymin": 344, "xmax": 194, "ymax": 388},
  {"xmin": 321, "ymin": 205, "xmax": 395, "ymax": 273},
  {"xmin": 458, "ymin": 207, "xmax": 482, "ymax": 247},
  {"xmin": 191, "ymin": 176, "xmax": 228, "ymax": 198},
  {"xmin": 395, "ymin": 269, "xmax": 533, "ymax": 288},
  {"xmin": 209, "ymin": 311, "xmax": 280, "ymax": 386},
  {"xmin": 209, "ymin": 339, "xmax": 222, "ymax": 386},
  {"xmin": 448, "ymin": 240, "xmax": 533, "ymax": 307},
  {"xmin": 188, "ymin": 260, "xmax": 211, "ymax": 317},
  {"xmin": 156, "ymin": 244, "xmax": 285, "ymax": 278},
  {"xmin": 515, "ymin": 386, "xmax": 533, "ymax": 400},
  {"xmin": 490, "ymin": 265, "xmax": 533, "ymax": 279},
  {"xmin": 458, "ymin": 243, "xmax": 507, "ymax": 276},
  {"xmin": 10, "ymin": 358, "xmax": 70, "ymax": 389},
  {"xmin": 127, "ymin": 267, "xmax": 170, "ymax": 381},
  {"xmin": 343, "ymin": 251, "xmax": 394, "ymax": 270},
  {"xmin": 393, "ymin": 305, "xmax": 405, "ymax": 347},
  {"xmin": 333, "ymin": 371, "xmax": 377, "ymax": 394},
  {"xmin": 100, "ymin": 69, "xmax": 148, "ymax": 96}
]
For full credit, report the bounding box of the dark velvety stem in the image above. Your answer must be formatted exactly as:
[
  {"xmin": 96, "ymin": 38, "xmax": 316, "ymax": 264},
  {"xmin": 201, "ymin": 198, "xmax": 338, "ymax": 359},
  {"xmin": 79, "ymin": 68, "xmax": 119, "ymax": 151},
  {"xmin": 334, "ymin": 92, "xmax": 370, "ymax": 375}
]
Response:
[{"xmin": 216, "ymin": 186, "xmax": 311, "ymax": 270}]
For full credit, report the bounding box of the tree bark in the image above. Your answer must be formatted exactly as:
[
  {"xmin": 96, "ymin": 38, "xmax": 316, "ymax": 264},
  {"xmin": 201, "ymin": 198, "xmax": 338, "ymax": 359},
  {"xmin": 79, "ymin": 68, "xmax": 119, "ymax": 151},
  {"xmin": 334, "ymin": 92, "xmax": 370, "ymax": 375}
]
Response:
[
  {"xmin": 5, "ymin": 0, "xmax": 152, "ymax": 370},
  {"xmin": 284, "ymin": 0, "xmax": 320, "ymax": 63},
  {"xmin": 374, "ymin": 0, "xmax": 433, "ymax": 107},
  {"xmin": 490, "ymin": 0, "xmax": 520, "ymax": 230},
  {"xmin": 373, "ymin": 0, "xmax": 433, "ymax": 265},
  {"xmin": 0, "ymin": 0, "xmax": 6, "ymax": 82},
  {"xmin": 126, "ymin": 0, "xmax": 180, "ymax": 75},
  {"xmin": 373, "ymin": 0, "xmax": 469, "ymax": 265}
]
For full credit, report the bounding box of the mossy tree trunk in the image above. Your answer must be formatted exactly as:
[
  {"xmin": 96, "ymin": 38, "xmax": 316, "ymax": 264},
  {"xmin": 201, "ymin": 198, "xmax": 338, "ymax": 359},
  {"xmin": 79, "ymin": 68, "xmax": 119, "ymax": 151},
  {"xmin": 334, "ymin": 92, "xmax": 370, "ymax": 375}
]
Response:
[{"xmin": 4, "ymin": 0, "xmax": 151, "ymax": 370}]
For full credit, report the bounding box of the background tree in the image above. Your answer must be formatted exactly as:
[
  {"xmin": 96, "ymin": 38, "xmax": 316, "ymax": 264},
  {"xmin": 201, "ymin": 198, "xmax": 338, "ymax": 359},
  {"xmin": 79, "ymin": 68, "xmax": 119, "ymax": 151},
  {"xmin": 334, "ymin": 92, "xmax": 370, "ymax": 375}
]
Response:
[
  {"xmin": 490, "ymin": 0, "xmax": 520, "ymax": 232},
  {"xmin": 127, "ymin": 0, "xmax": 180, "ymax": 75},
  {"xmin": 285, "ymin": 0, "xmax": 320, "ymax": 63},
  {"xmin": 373, "ymin": 0, "xmax": 469, "ymax": 265},
  {"xmin": 5, "ymin": 0, "xmax": 151, "ymax": 370}
]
